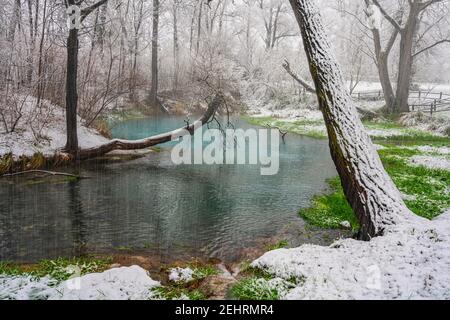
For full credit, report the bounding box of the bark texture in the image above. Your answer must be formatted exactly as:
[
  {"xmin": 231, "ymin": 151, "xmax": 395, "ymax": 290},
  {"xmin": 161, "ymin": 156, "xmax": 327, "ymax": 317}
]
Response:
[
  {"xmin": 289, "ymin": 0, "xmax": 412, "ymax": 239},
  {"xmin": 149, "ymin": 0, "xmax": 160, "ymax": 107},
  {"xmin": 65, "ymin": 27, "xmax": 80, "ymax": 153}
]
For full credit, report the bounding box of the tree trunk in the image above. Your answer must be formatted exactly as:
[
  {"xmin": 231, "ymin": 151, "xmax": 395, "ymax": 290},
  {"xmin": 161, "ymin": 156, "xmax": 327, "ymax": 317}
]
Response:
[
  {"xmin": 372, "ymin": 28, "xmax": 397, "ymax": 112},
  {"xmin": 7, "ymin": 0, "xmax": 21, "ymax": 43},
  {"xmin": 289, "ymin": 0, "xmax": 411, "ymax": 239},
  {"xmin": 65, "ymin": 28, "xmax": 80, "ymax": 153},
  {"xmin": 394, "ymin": 5, "xmax": 419, "ymax": 113},
  {"xmin": 26, "ymin": 0, "xmax": 35, "ymax": 85},
  {"xmin": 196, "ymin": 0, "xmax": 203, "ymax": 55},
  {"xmin": 365, "ymin": 0, "xmax": 398, "ymax": 113},
  {"xmin": 149, "ymin": 0, "xmax": 160, "ymax": 108},
  {"xmin": 173, "ymin": 0, "xmax": 180, "ymax": 93},
  {"xmin": 377, "ymin": 53, "xmax": 396, "ymax": 112}
]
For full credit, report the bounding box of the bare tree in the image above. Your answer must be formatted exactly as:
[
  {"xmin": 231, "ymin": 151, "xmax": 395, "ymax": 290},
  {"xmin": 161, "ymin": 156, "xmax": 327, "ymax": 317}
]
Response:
[
  {"xmin": 148, "ymin": 0, "xmax": 161, "ymax": 109},
  {"xmin": 365, "ymin": 0, "xmax": 450, "ymax": 113},
  {"xmin": 64, "ymin": 0, "xmax": 109, "ymax": 154},
  {"xmin": 258, "ymin": 0, "xmax": 298, "ymax": 50},
  {"xmin": 172, "ymin": 0, "xmax": 180, "ymax": 92}
]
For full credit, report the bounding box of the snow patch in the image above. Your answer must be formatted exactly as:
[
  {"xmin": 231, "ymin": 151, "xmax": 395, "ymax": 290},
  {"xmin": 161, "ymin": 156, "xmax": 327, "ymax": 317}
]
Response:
[
  {"xmin": 168, "ymin": 267, "xmax": 195, "ymax": 283},
  {"xmin": 252, "ymin": 212, "xmax": 450, "ymax": 299},
  {"xmin": 409, "ymin": 155, "xmax": 450, "ymax": 171},
  {"xmin": 0, "ymin": 266, "xmax": 160, "ymax": 300},
  {"xmin": 415, "ymin": 146, "xmax": 450, "ymax": 155},
  {"xmin": 0, "ymin": 96, "xmax": 109, "ymax": 158}
]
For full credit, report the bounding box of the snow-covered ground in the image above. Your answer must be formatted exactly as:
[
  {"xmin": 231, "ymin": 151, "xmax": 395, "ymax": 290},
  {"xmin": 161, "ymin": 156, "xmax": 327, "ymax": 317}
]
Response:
[
  {"xmin": 253, "ymin": 210, "xmax": 450, "ymax": 299},
  {"xmin": 4, "ymin": 212, "xmax": 449, "ymax": 300},
  {"xmin": 0, "ymin": 96, "xmax": 108, "ymax": 158},
  {"xmin": 168, "ymin": 267, "xmax": 195, "ymax": 283},
  {"xmin": 351, "ymin": 81, "xmax": 450, "ymax": 94},
  {"xmin": 409, "ymin": 155, "xmax": 450, "ymax": 171},
  {"xmin": 0, "ymin": 266, "xmax": 160, "ymax": 300}
]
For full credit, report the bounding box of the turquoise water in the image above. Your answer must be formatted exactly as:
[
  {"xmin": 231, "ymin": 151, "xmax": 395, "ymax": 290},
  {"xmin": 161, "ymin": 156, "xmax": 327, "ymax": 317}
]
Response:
[{"xmin": 0, "ymin": 117, "xmax": 341, "ymax": 263}]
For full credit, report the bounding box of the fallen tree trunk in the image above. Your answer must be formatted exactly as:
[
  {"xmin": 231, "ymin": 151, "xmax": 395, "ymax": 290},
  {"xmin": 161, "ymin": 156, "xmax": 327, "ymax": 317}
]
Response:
[
  {"xmin": 289, "ymin": 0, "xmax": 412, "ymax": 240},
  {"xmin": 282, "ymin": 59, "xmax": 379, "ymax": 121},
  {"xmin": 76, "ymin": 93, "xmax": 224, "ymax": 160},
  {"xmin": 0, "ymin": 94, "xmax": 224, "ymax": 175}
]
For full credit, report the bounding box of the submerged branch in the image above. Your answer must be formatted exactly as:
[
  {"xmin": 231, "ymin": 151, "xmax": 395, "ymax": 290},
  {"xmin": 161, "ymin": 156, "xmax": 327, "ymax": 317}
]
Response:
[{"xmin": 1, "ymin": 170, "xmax": 87, "ymax": 179}]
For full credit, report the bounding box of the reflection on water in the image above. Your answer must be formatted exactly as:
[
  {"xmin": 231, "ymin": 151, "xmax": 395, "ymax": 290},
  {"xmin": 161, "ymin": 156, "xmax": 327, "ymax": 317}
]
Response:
[{"xmin": 0, "ymin": 117, "xmax": 340, "ymax": 263}]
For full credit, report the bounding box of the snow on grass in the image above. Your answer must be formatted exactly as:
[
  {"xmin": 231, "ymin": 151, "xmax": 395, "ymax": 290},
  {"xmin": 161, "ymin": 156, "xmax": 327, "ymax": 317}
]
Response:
[
  {"xmin": 0, "ymin": 266, "xmax": 160, "ymax": 300},
  {"xmin": 247, "ymin": 115, "xmax": 444, "ymax": 140},
  {"xmin": 0, "ymin": 96, "xmax": 109, "ymax": 158},
  {"xmin": 168, "ymin": 267, "xmax": 195, "ymax": 283},
  {"xmin": 413, "ymin": 146, "xmax": 450, "ymax": 155},
  {"xmin": 252, "ymin": 211, "xmax": 450, "ymax": 299},
  {"xmin": 409, "ymin": 155, "xmax": 450, "ymax": 171},
  {"xmin": 0, "ymin": 275, "xmax": 57, "ymax": 300},
  {"xmin": 230, "ymin": 277, "xmax": 295, "ymax": 300}
]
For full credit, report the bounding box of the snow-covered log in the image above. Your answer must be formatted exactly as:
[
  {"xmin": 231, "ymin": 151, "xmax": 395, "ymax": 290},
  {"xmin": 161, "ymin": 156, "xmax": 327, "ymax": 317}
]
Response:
[
  {"xmin": 75, "ymin": 93, "xmax": 223, "ymax": 160},
  {"xmin": 289, "ymin": 0, "xmax": 413, "ymax": 239}
]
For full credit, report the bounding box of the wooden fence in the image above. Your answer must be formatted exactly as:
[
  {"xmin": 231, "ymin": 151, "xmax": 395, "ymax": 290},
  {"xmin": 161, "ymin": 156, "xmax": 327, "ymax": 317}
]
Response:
[{"xmin": 352, "ymin": 90, "xmax": 450, "ymax": 115}]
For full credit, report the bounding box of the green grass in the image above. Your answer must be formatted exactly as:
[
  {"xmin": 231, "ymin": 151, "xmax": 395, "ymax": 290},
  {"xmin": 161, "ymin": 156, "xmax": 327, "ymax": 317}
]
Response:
[
  {"xmin": 245, "ymin": 116, "xmax": 450, "ymax": 229},
  {"xmin": 379, "ymin": 151, "xmax": 450, "ymax": 219},
  {"xmin": 150, "ymin": 146, "xmax": 163, "ymax": 153},
  {"xmin": 230, "ymin": 277, "xmax": 280, "ymax": 300},
  {"xmin": 115, "ymin": 246, "xmax": 134, "ymax": 252},
  {"xmin": 243, "ymin": 116, "xmax": 327, "ymax": 139},
  {"xmin": 0, "ymin": 262, "xmax": 22, "ymax": 276},
  {"xmin": 266, "ymin": 240, "xmax": 289, "ymax": 251},
  {"xmin": 188, "ymin": 265, "xmax": 218, "ymax": 280},
  {"xmin": 0, "ymin": 257, "xmax": 112, "ymax": 281},
  {"xmin": 298, "ymin": 148, "xmax": 449, "ymax": 228},
  {"xmin": 300, "ymin": 177, "xmax": 358, "ymax": 230}
]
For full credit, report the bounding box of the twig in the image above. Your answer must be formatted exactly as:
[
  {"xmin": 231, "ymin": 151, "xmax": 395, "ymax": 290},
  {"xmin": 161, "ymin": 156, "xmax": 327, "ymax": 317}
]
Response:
[
  {"xmin": 266, "ymin": 124, "xmax": 288, "ymax": 142},
  {"xmin": 1, "ymin": 170, "xmax": 88, "ymax": 179}
]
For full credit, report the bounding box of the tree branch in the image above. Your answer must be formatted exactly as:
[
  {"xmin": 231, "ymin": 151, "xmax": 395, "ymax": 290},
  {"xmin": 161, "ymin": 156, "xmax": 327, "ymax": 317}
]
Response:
[
  {"xmin": 282, "ymin": 59, "xmax": 315, "ymax": 93},
  {"xmin": 75, "ymin": 93, "xmax": 225, "ymax": 160},
  {"xmin": 413, "ymin": 39, "xmax": 450, "ymax": 57},
  {"xmin": 81, "ymin": 0, "xmax": 109, "ymax": 21},
  {"xmin": 372, "ymin": 0, "xmax": 402, "ymax": 31}
]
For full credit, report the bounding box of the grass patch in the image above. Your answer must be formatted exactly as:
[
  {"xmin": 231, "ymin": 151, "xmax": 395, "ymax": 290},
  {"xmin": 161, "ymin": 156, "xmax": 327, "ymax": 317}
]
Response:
[
  {"xmin": 230, "ymin": 273, "xmax": 299, "ymax": 300},
  {"xmin": 230, "ymin": 277, "xmax": 280, "ymax": 300},
  {"xmin": 150, "ymin": 146, "xmax": 163, "ymax": 153},
  {"xmin": 0, "ymin": 256, "xmax": 112, "ymax": 281},
  {"xmin": 379, "ymin": 151, "xmax": 450, "ymax": 219},
  {"xmin": 266, "ymin": 240, "xmax": 289, "ymax": 251},
  {"xmin": 300, "ymin": 177, "xmax": 358, "ymax": 230},
  {"xmin": 189, "ymin": 265, "xmax": 218, "ymax": 280},
  {"xmin": 243, "ymin": 116, "xmax": 326, "ymax": 139},
  {"xmin": 0, "ymin": 262, "xmax": 22, "ymax": 276}
]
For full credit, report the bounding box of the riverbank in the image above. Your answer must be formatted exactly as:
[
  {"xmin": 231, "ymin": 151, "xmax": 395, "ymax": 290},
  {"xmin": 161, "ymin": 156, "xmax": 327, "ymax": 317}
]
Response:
[
  {"xmin": 1, "ymin": 100, "xmax": 450, "ymax": 300},
  {"xmin": 246, "ymin": 114, "xmax": 450, "ymax": 228}
]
